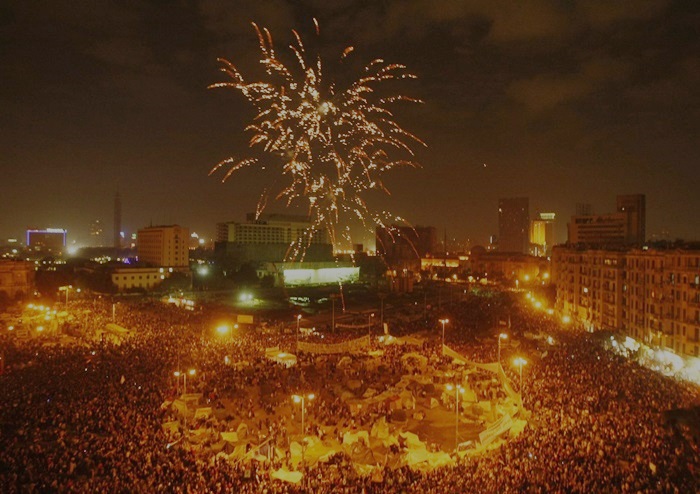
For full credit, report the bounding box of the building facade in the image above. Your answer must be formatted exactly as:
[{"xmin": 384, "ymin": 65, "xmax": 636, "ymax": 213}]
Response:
[
  {"xmin": 216, "ymin": 213, "xmax": 333, "ymax": 264},
  {"xmin": 552, "ymin": 246, "xmax": 700, "ymax": 358},
  {"xmin": 0, "ymin": 260, "xmax": 35, "ymax": 300},
  {"xmin": 530, "ymin": 212, "xmax": 556, "ymax": 257},
  {"xmin": 26, "ymin": 228, "xmax": 67, "ymax": 254},
  {"xmin": 111, "ymin": 267, "xmax": 169, "ymax": 293},
  {"xmin": 568, "ymin": 194, "xmax": 645, "ymax": 247},
  {"xmin": 137, "ymin": 225, "xmax": 189, "ymax": 268},
  {"xmin": 498, "ymin": 197, "xmax": 529, "ymax": 254}
]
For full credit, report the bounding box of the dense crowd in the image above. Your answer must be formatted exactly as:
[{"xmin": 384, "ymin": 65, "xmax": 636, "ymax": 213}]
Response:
[{"xmin": 0, "ymin": 289, "xmax": 697, "ymax": 493}]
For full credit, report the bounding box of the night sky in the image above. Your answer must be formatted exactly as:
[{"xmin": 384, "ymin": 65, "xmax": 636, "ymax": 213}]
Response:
[{"xmin": 2, "ymin": 0, "xmax": 699, "ymax": 248}]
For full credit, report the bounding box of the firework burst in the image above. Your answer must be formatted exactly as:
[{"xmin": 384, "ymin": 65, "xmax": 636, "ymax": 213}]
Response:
[{"xmin": 210, "ymin": 20, "xmax": 425, "ymax": 259}]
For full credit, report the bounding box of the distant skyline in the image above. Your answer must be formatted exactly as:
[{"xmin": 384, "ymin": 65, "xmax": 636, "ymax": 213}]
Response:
[{"xmin": 2, "ymin": 1, "xmax": 699, "ymax": 247}]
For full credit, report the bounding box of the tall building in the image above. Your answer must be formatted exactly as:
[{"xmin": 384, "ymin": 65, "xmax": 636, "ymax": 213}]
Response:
[
  {"xmin": 89, "ymin": 219, "xmax": 104, "ymax": 247},
  {"xmin": 568, "ymin": 194, "xmax": 646, "ymax": 247},
  {"xmin": 114, "ymin": 191, "xmax": 122, "ymax": 250},
  {"xmin": 26, "ymin": 228, "xmax": 67, "ymax": 254},
  {"xmin": 498, "ymin": 197, "xmax": 529, "ymax": 254},
  {"xmin": 217, "ymin": 213, "xmax": 329, "ymax": 245},
  {"xmin": 137, "ymin": 225, "xmax": 189, "ymax": 268},
  {"xmin": 552, "ymin": 245, "xmax": 700, "ymax": 359},
  {"xmin": 216, "ymin": 213, "xmax": 333, "ymax": 264},
  {"xmin": 376, "ymin": 225, "xmax": 437, "ymax": 271},
  {"xmin": 530, "ymin": 212, "xmax": 556, "ymax": 257},
  {"xmin": 616, "ymin": 194, "xmax": 646, "ymax": 244}
]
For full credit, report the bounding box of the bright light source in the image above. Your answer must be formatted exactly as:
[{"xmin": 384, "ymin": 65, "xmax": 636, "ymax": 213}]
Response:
[
  {"xmin": 188, "ymin": 369, "xmax": 196, "ymax": 376},
  {"xmin": 562, "ymin": 315, "xmax": 571, "ymax": 324},
  {"xmin": 216, "ymin": 325, "xmax": 230, "ymax": 336},
  {"xmin": 513, "ymin": 357, "xmax": 527, "ymax": 367}
]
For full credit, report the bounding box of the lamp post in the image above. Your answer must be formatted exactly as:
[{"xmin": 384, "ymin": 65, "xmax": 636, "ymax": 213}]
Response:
[
  {"xmin": 445, "ymin": 383, "xmax": 465, "ymax": 451},
  {"xmin": 292, "ymin": 393, "xmax": 315, "ymax": 466},
  {"xmin": 296, "ymin": 314, "xmax": 302, "ymax": 349},
  {"xmin": 367, "ymin": 313, "xmax": 375, "ymax": 339},
  {"xmin": 497, "ymin": 333, "xmax": 508, "ymax": 364},
  {"xmin": 513, "ymin": 357, "xmax": 527, "ymax": 402},
  {"xmin": 379, "ymin": 293, "xmax": 387, "ymax": 334},
  {"xmin": 439, "ymin": 318, "xmax": 449, "ymax": 350},
  {"xmin": 330, "ymin": 294, "xmax": 338, "ymax": 333}
]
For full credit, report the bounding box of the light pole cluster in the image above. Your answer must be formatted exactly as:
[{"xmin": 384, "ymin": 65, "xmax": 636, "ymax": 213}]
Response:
[
  {"xmin": 445, "ymin": 383, "xmax": 464, "ymax": 451},
  {"xmin": 513, "ymin": 357, "xmax": 527, "ymax": 403},
  {"xmin": 292, "ymin": 393, "xmax": 315, "ymax": 466},
  {"xmin": 173, "ymin": 368, "xmax": 196, "ymax": 395}
]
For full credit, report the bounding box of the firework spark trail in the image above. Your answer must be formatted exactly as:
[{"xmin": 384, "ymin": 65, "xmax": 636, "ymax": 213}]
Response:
[{"xmin": 210, "ymin": 20, "xmax": 425, "ymax": 259}]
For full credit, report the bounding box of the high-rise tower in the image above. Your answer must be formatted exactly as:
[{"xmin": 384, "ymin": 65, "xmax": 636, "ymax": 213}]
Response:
[
  {"xmin": 498, "ymin": 197, "xmax": 529, "ymax": 254},
  {"xmin": 114, "ymin": 191, "xmax": 122, "ymax": 250}
]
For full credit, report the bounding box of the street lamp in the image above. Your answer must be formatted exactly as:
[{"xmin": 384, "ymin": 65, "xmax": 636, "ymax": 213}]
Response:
[
  {"xmin": 497, "ymin": 333, "xmax": 508, "ymax": 364},
  {"xmin": 439, "ymin": 318, "xmax": 449, "ymax": 349},
  {"xmin": 445, "ymin": 383, "xmax": 465, "ymax": 451},
  {"xmin": 59, "ymin": 285, "xmax": 73, "ymax": 305},
  {"xmin": 292, "ymin": 393, "xmax": 315, "ymax": 466},
  {"xmin": 296, "ymin": 314, "xmax": 302, "ymax": 349},
  {"xmin": 379, "ymin": 293, "xmax": 387, "ymax": 334},
  {"xmin": 216, "ymin": 324, "xmax": 230, "ymax": 336},
  {"xmin": 368, "ymin": 313, "xmax": 375, "ymax": 339},
  {"xmin": 513, "ymin": 357, "xmax": 527, "ymax": 402}
]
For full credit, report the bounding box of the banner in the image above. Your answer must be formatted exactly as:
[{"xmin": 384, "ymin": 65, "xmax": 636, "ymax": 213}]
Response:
[
  {"xmin": 443, "ymin": 345, "xmax": 521, "ymax": 404},
  {"xmin": 479, "ymin": 413, "xmax": 514, "ymax": 447},
  {"xmin": 298, "ymin": 335, "xmax": 370, "ymax": 354}
]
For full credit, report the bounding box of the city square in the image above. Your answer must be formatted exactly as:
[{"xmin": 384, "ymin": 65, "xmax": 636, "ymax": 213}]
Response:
[{"xmin": 2, "ymin": 1, "xmax": 700, "ymax": 492}]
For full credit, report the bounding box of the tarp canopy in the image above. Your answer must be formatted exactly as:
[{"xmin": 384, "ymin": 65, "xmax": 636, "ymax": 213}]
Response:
[
  {"xmin": 343, "ymin": 430, "xmax": 370, "ymax": 446},
  {"xmin": 347, "ymin": 440, "xmax": 376, "ymax": 465},
  {"xmin": 236, "ymin": 422, "xmax": 249, "ymax": 440},
  {"xmin": 194, "ymin": 407, "xmax": 213, "ymax": 420},
  {"xmin": 105, "ymin": 323, "xmax": 133, "ymax": 336},
  {"xmin": 161, "ymin": 421, "xmax": 179, "ymax": 434},
  {"xmin": 271, "ymin": 468, "xmax": 303, "ymax": 484},
  {"xmin": 220, "ymin": 432, "xmax": 239, "ymax": 443},
  {"xmin": 370, "ymin": 417, "xmax": 390, "ymax": 440}
]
